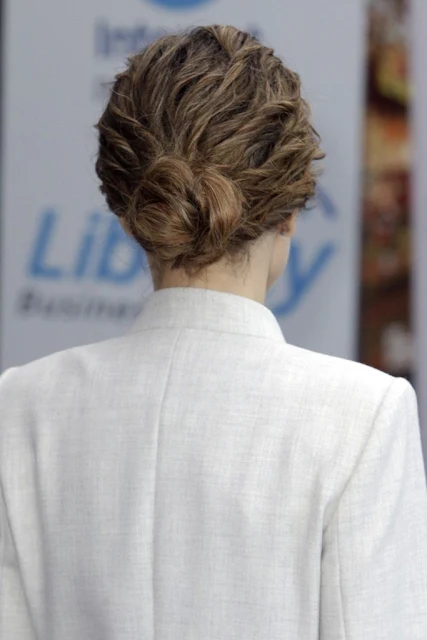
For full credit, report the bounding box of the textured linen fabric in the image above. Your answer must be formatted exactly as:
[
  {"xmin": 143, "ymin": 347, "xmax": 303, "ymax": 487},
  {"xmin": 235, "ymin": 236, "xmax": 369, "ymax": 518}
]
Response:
[{"xmin": 1, "ymin": 287, "xmax": 427, "ymax": 640}]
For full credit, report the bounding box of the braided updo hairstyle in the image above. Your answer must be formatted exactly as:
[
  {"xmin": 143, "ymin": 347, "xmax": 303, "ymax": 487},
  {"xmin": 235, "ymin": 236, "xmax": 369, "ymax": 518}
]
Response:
[{"xmin": 96, "ymin": 25, "xmax": 323, "ymax": 271}]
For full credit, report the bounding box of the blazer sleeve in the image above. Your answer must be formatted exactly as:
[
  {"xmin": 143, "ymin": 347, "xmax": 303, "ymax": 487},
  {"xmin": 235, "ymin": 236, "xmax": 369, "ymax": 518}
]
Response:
[
  {"xmin": 320, "ymin": 377, "xmax": 427, "ymax": 640},
  {"xmin": 0, "ymin": 369, "xmax": 35, "ymax": 639},
  {"xmin": 0, "ymin": 488, "xmax": 35, "ymax": 639}
]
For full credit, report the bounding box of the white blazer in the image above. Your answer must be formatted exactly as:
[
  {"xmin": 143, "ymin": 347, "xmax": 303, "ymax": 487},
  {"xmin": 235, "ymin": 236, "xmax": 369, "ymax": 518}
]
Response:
[{"xmin": 1, "ymin": 287, "xmax": 427, "ymax": 640}]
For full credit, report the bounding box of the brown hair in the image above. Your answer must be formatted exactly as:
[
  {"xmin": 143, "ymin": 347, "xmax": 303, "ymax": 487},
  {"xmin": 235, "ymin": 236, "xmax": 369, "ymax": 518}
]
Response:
[{"xmin": 96, "ymin": 25, "xmax": 323, "ymax": 271}]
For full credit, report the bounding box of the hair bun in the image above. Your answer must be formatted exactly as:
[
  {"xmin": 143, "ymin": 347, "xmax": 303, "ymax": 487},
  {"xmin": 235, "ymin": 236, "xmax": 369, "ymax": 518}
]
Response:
[
  {"xmin": 96, "ymin": 26, "xmax": 323, "ymax": 271},
  {"xmin": 126, "ymin": 155, "xmax": 244, "ymax": 270}
]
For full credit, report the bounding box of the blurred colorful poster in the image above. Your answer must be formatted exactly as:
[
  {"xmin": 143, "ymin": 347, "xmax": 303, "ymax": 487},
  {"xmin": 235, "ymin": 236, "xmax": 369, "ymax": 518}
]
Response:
[
  {"xmin": 359, "ymin": 0, "xmax": 413, "ymax": 381},
  {"xmin": 412, "ymin": 0, "xmax": 427, "ymax": 451}
]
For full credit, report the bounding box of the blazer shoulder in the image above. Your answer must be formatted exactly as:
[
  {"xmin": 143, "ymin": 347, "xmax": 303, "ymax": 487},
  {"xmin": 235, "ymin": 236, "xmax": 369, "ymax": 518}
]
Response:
[
  {"xmin": 0, "ymin": 336, "xmax": 127, "ymax": 405},
  {"xmin": 281, "ymin": 342, "xmax": 395, "ymax": 400}
]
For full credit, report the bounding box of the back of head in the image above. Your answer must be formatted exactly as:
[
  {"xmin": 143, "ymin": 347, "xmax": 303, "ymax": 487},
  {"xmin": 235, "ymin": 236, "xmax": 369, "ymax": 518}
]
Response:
[{"xmin": 96, "ymin": 25, "xmax": 323, "ymax": 271}]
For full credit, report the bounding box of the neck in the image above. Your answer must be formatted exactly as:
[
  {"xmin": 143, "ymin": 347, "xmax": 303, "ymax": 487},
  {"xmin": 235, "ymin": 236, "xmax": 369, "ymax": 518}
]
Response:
[{"xmin": 153, "ymin": 260, "xmax": 270, "ymax": 305}]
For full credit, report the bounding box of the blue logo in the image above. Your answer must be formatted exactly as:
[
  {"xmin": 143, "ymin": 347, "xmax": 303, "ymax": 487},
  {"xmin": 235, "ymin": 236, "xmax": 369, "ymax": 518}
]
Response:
[
  {"xmin": 27, "ymin": 210, "xmax": 147, "ymax": 285},
  {"xmin": 27, "ymin": 187, "xmax": 337, "ymax": 320},
  {"xmin": 94, "ymin": 20, "xmax": 261, "ymax": 59},
  {"xmin": 146, "ymin": 0, "xmax": 212, "ymax": 9}
]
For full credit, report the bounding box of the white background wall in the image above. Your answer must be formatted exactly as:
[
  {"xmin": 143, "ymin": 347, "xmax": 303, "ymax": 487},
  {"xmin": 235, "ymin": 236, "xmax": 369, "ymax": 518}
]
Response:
[{"xmin": 1, "ymin": 0, "xmax": 366, "ymax": 369}]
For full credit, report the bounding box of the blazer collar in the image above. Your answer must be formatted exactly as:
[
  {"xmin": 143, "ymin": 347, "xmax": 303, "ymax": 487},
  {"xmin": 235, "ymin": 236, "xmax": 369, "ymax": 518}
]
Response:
[{"xmin": 130, "ymin": 287, "xmax": 285, "ymax": 343}]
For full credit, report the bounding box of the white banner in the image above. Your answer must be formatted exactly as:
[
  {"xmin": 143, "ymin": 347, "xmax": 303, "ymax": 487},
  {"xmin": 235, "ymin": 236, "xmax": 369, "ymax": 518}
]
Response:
[
  {"xmin": 1, "ymin": 0, "xmax": 366, "ymax": 369},
  {"xmin": 412, "ymin": 0, "xmax": 427, "ymax": 453}
]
